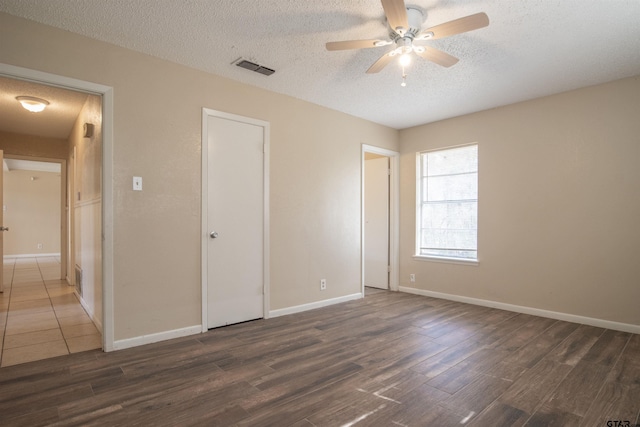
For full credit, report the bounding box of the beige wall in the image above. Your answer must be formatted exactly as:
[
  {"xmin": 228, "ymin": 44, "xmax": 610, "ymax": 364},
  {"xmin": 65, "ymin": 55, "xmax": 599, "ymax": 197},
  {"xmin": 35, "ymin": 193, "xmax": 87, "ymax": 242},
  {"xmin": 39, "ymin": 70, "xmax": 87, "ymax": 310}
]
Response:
[
  {"xmin": 399, "ymin": 76, "xmax": 640, "ymax": 326},
  {"xmin": 0, "ymin": 131, "xmax": 67, "ymax": 275},
  {"xmin": 69, "ymin": 94, "xmax": 103, "ymax": 329},
  {"xmin": 3, "ymin": 169, "xmax": 60, "ymax": 256},
  {"xmin": 0, "ymin": 131, "xmax": 67, "ymax": 159},
  {"xmin": 0, "ymin": 13, "xmax": 399, "ymax": 341}
]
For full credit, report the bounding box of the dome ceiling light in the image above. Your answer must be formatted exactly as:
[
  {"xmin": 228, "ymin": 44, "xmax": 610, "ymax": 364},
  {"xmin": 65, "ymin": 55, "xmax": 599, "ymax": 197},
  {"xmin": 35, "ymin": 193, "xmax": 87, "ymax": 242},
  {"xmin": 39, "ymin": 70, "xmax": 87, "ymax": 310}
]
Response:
[{"xmin": 16, "ymin": 96, "xmax": 50, "ymax": 113}]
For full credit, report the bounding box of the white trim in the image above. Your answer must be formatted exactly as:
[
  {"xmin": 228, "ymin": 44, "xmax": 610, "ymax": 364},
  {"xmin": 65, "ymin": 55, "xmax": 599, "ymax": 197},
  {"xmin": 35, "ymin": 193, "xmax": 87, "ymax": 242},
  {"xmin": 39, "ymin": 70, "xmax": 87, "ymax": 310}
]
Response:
[
  {"xmin": 112, "ymin": 325, "xmax": 201, "ymax": 351},
  {"xmin": 399, "ymin": 286, "xmax": 640, "ymax": 334},
  {"xmin": 0, "ymin": 63, "xmax": 114, "ymax": 352},
  {"xmin": 4, "ymin": 154, "xmax": 68, "ymax": 280},
  {"xmin": 361, "ymin": 145, "xmax": 399, "ymax": 293},
  {"xmin": 412, "ymin": 255, "xmax": 479, "ymax": 266},
  {"xmin": 201, "ymin": 110, "xmax": 208, "ymax": 331},
  {"xmin": 77, "ymin": 291, "xmax": 103, "ymax": 333},
  {"xmin": 201, "ymin": 108, "xmax": 270, "ymax": 331},
  {"xmin": 4, "ymin": 253, "xmax": 61, "ymax": 259},
  {"xmin": 415, "ymin": 143, "xmax": 478, "ymax": 262},
  {"xmin": 269, "ymin": 293, "xmax": 363, "ymax": 318},
  {"xmin": 101, "ymin": 86, "xmax": 114, "ymax": 352},
  {"xmin": 262, "ymin": 122, "xmax": 271, "ymax": 319}
]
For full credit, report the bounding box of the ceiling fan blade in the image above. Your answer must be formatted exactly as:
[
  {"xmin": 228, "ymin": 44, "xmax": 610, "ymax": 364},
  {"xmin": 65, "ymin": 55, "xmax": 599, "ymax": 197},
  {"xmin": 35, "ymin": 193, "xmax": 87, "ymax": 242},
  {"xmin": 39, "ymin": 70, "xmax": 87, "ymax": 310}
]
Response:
[
  {"xmin": 421, "ymin": 12, "xmax": 489, "ymax": 40},
  {"xmin": 415, "ymin": 47, "xmax": 459, "ymax": 68},
  {"xmin": 381, "ymin": 0, "xmax": 409, "ymax": 34},
  {"xmin": 366, "ymin": 52, "xmax": 395, "ymax": 74},
  {"xmin": 326, "ymin": 39, "xmax": 390, "ymax": 51}
]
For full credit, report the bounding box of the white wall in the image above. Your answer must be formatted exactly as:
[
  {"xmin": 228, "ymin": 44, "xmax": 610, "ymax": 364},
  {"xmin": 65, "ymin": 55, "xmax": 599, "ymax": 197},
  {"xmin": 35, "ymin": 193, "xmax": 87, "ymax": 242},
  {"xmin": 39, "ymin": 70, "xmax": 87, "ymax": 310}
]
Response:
[{"xmin": 399, "ymin": 76, "xmax": 640, "ymax": 327}]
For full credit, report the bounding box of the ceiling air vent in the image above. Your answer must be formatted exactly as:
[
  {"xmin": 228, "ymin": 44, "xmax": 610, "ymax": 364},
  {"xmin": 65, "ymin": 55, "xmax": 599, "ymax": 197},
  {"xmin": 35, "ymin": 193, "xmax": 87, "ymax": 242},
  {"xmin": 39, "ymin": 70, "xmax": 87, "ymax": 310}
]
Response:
[{"xmin": 233, "ymin": 58, "xmax": 275, "ymax": 76}]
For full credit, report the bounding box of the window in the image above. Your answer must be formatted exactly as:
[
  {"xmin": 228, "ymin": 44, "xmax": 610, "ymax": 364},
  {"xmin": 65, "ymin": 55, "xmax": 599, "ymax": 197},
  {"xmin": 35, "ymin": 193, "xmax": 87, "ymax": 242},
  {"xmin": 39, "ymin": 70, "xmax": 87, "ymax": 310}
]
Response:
[{"xmin": 416, "ymin": 144, "xmax": 478, "ymax": 261}]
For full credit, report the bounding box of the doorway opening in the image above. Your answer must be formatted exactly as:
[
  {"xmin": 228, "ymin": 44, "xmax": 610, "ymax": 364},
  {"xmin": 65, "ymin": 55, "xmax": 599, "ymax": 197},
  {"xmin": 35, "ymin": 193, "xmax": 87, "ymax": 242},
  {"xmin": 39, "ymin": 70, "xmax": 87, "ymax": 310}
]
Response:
[
  {"xmin": 362, "ymin": 145, "xmax": 399, "ymax": 295},
  {"xmin": 0, "ymin": 63, "xmax": 113, "ymax": 362},
  {"xmin": 2, "ymin": 157, "xmax": 66, "ymax": 272}
]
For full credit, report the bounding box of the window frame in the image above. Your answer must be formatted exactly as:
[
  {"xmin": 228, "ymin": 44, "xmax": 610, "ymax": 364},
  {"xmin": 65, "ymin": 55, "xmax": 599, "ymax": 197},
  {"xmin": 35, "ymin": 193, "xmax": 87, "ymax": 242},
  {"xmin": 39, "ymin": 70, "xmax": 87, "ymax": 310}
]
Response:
[{"xmin": 414, "ymin": 143, "xmax": 479, "ymax": 265}]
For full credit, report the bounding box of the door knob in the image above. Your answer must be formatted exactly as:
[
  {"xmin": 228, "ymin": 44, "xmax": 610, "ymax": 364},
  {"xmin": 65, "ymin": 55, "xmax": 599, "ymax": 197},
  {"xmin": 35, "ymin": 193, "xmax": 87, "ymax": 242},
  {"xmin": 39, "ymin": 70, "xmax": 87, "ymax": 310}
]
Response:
[
  {"xmin": 0, "ymin": 226, "xmax": 8, "ymax": 232},
  {"xmin": 210, "ymin": 231, "xmax": 218, "ymax": 239}
]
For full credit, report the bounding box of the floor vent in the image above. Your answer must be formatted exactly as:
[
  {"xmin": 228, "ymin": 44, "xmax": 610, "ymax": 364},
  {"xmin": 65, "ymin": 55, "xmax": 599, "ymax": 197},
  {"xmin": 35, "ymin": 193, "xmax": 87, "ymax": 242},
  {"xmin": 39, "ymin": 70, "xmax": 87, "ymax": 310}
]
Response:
[
  {"xmin": 75, "ymin": 265, "xmax": 83, "ymax": 297},
  {"xmin": 233, "ymin": 58, "xmax": 275, "ymax": 76}
]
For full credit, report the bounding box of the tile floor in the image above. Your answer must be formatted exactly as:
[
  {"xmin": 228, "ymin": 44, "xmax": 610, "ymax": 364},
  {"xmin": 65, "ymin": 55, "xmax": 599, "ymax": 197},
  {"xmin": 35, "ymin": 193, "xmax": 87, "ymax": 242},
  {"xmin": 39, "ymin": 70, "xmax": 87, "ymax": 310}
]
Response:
[{"xmin": 0, "ymin": 256, "xmax": 101, "ymax": 367}]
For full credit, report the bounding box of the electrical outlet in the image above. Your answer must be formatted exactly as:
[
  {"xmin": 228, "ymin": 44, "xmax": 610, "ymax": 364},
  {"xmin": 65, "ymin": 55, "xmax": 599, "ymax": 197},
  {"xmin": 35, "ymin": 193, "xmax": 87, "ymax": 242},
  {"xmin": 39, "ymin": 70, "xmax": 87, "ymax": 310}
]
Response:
[
  {"xmin": 37, "ymin": 243, "xmax": 43, "ymax": 249},
  {"xmin": 320, "ymin": 279, "xmax": 327, "ymax": 290},
  {"xmin": 410, "ymin": 274, "xmax": 415, "ymax": 283}
]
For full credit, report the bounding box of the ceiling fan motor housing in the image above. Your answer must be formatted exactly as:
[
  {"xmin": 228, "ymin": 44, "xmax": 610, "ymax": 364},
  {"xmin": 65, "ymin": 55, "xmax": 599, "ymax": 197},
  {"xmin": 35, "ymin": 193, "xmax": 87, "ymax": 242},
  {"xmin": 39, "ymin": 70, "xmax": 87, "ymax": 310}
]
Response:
[{"xmin": 388, "ymin": 7, "xmax": 424, "ymax": 41}]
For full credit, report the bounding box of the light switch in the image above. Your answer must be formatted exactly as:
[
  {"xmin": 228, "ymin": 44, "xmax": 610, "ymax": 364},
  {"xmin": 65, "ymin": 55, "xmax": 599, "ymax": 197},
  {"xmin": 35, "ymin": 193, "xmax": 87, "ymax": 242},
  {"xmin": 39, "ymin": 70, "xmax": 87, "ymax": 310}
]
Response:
[{"xmin": 133, "ymin": 176, "xmax": 143, "ymax": 191}]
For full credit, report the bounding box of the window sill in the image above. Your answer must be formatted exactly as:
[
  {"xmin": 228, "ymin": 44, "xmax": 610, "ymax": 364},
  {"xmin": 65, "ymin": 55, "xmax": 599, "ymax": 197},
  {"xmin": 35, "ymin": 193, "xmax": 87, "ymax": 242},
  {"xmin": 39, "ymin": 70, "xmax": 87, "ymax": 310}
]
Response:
[{"xmin": 412, "ymin": 255, "xmax": 479, "ymax": 266}]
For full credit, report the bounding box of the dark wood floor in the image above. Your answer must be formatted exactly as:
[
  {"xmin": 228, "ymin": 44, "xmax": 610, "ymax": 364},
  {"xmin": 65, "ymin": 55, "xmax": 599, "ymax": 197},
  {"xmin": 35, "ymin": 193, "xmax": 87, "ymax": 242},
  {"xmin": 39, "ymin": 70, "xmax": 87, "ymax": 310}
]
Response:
[{"xmin": 0, "ymin": 288, "xmax": 638, "ymax": 426}]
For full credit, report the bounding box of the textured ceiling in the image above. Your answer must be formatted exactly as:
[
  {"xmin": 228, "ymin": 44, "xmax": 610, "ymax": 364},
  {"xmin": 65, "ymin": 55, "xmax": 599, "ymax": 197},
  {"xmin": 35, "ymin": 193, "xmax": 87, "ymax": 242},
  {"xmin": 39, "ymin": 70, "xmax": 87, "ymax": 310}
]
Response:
[
  {"xmin": 0, "ymin": 76, "xmax": 88, "ymax": 139},
  {"xmin": 1, "ymin": 0, "xmax": 639, "ymax": 129}
]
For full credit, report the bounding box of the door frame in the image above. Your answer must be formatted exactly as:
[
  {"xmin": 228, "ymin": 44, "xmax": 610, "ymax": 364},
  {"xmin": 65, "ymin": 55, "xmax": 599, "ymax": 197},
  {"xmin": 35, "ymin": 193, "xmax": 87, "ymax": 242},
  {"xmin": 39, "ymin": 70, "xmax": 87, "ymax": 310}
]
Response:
[
  {"xmin": 3, "ymin": 154, "xmax": 67, "ymax": 278},
  {"xmin": 201, "ymin": 108, "xmax": 270, "ymax": 332},
  {"xmin": 0, "ymin": 62, "xmax": 115, "ymax": 351},
  {"xmin": 362, "ymin": 145, "xmax": 399, "ymax": 293}
]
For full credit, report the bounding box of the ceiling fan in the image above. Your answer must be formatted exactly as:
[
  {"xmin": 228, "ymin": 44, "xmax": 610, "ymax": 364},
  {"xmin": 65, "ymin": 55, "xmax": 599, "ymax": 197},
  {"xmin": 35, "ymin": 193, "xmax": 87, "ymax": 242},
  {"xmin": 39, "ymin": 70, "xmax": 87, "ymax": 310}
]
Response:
[{"xmin": 326, "ymin": 0, "xmax": 489, "ymax": 84}]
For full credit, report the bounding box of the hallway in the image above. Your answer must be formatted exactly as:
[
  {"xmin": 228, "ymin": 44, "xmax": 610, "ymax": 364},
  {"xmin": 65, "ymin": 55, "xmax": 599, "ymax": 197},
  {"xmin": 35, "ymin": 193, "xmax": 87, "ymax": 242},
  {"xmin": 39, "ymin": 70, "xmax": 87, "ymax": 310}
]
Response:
[{"xmin": 0, "ymin": 256, "xmax": 101, "ymax": 367}]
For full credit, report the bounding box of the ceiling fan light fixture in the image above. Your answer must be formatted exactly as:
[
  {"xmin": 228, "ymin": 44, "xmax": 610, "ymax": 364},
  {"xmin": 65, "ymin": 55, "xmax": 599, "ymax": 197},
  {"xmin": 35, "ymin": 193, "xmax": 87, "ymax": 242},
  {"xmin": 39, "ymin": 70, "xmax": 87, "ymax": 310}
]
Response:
[
  {"xmin": 399, "ymin": 53, "xmax": 411, "ymax": 67},
  {"xmin": 16, "ymin": 96, "xmax": 49, "ymax": 113}
]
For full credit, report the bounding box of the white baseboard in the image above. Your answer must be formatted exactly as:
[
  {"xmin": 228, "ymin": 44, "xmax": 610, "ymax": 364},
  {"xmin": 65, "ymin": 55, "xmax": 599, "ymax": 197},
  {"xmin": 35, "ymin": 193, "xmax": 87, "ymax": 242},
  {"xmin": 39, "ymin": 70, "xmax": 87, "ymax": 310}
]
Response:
[
  {"xmin": 111, "ymin": 293, "xmax": 362, "ymax": 351},
  {"xmin": 4, "ymin": 253, "xmax": 61, "ymax": 259},
  {"xmin": 399, "ymin": 286, "xmax": 640, "ymax": 334},
  {"xmin": 112, "ymin": 325, "xmax": 202, "ymax": 351},
  {"xmin": 75, "ymin": 292, "xmax": 103, "ymax": 334},
  {"xmin": 269, "ymin": 293, "xmax": 363, "ymax": 318}
]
